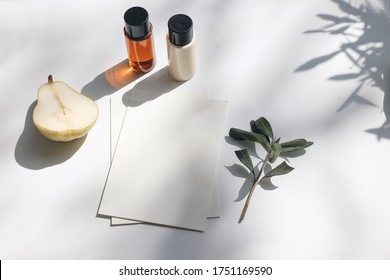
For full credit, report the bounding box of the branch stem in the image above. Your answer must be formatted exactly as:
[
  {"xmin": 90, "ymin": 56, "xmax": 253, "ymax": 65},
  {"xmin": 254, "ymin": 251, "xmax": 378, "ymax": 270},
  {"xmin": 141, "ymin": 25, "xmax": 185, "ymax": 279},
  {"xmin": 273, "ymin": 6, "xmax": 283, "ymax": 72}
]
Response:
[{"xmin": 238, "ymin": 153, "xmax": 270, "ymax": 223}]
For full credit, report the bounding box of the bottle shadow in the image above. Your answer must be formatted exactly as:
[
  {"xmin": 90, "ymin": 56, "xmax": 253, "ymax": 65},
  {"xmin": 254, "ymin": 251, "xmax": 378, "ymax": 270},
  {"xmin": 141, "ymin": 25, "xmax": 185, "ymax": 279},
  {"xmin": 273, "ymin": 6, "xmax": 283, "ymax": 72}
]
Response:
[
  {"xmin": 81, "ymin": 59, "xmax": 142, "ymax": 101},
  {"xmin": 122, "ymin": 66, "xmax": 185, "ymax": 107},
  {"xmin": 14, "ymin": 101, "xmax": 87, "ymax": 170}
]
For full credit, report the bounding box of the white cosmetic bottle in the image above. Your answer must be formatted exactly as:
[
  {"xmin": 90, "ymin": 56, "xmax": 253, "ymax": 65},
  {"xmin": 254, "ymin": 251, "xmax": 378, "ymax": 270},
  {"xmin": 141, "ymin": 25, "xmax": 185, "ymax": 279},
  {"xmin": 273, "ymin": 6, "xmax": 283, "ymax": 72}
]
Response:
[{"xmin": 166, "ymin": 14, "xmax": 196, "ymax": 81}]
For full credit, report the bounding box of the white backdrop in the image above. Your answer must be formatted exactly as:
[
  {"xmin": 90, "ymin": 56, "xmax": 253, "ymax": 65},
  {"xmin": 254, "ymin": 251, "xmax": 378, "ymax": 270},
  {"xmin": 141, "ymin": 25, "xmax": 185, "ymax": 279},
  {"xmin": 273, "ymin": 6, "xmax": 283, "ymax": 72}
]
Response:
[{"xmin": 1, "ymin": 0, "xmax": 390, "ymax": 259}]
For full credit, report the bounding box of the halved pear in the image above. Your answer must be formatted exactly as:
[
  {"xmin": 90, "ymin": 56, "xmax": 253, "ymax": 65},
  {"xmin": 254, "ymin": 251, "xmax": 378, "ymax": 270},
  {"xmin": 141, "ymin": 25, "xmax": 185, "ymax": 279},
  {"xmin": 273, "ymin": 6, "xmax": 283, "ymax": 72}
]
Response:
[{"xmin": 32, "ymin": 75, "xmax": 99, "ymax": 142}]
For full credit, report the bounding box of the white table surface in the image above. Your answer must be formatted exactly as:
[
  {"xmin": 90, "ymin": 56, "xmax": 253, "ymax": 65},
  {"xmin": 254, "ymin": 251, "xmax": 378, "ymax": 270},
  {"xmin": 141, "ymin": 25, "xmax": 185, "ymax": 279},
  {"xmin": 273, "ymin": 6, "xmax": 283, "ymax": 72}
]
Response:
[{"xmin": 1, "ymin": 0, "xmax": 390, "ymax": 259}]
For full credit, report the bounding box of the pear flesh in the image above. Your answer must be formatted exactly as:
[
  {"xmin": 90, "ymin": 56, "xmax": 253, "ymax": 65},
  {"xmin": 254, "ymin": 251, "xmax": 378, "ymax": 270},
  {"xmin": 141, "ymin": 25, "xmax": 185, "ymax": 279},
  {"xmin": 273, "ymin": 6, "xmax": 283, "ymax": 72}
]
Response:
[{"xmin": 33, "ymin": 75, "xmax": 99, "ymax": 142}]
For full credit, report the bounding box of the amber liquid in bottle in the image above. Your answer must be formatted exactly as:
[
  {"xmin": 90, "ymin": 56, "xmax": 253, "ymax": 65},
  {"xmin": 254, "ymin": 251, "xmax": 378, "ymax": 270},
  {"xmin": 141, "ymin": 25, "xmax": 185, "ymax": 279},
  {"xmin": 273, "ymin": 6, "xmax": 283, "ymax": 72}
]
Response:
[{"xmin": 124, "ymin": 27, "xmax": 155, "ymax": 73}]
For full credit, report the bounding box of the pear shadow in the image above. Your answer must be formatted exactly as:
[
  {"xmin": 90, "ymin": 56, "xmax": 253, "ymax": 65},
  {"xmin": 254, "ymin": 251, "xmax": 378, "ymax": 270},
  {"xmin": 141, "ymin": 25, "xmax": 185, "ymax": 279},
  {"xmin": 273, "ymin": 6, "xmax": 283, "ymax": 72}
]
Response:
[
  {"xmin": 14, "ymin": 101, "xmax": 86, "ymax": 170},
  {"xmin": 122, "ymin": 66, "xmax": 185, "ymax": 107},
  {"xmin": 81, "ymin": 59, "xmax": 142, "ymax": 101}
]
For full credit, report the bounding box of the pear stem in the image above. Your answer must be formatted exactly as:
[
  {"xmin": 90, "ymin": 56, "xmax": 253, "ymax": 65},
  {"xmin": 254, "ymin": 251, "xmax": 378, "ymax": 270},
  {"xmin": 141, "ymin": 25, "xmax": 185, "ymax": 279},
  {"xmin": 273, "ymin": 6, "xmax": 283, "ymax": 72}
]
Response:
[{"xmin": 48, "ymin": 75, "xmax": 53, "ymax": 84}]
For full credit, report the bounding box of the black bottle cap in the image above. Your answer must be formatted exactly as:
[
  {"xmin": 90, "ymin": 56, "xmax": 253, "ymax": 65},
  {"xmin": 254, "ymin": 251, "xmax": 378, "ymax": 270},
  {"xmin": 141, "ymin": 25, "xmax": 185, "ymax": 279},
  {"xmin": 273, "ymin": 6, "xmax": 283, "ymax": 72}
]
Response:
[
  {"xmin": 168, "ymin": 14, "xmax": 193, "ymax": 46},
  {"xmin": 124, "ymin": 7, "xmax": 151, "ymax": 40}
]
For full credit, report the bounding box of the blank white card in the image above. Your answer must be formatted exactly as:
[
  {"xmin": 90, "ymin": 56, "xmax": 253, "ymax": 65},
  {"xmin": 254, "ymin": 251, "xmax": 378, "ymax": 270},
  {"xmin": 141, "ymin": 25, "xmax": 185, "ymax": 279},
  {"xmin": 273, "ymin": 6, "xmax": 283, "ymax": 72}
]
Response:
[{"xmin": 98, "ymin": 94, "xmax": 227, "ymax": 231}]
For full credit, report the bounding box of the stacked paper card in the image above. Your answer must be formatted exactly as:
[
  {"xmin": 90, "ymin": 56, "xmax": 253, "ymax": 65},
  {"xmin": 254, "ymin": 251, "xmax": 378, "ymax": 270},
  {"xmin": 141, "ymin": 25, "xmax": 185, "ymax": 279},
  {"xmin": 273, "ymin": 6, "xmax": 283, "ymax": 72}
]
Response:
[{"xmin": 98, "ymin": 86, "xmax": 227, "ymax": 232}]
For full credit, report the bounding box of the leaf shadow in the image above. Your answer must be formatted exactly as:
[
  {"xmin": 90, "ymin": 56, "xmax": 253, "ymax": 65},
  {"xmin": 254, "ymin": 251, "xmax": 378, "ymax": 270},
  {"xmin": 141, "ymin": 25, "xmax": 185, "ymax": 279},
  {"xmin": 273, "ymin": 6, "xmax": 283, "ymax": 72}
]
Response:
[
  {"xmin": 225, "ymin": 163, "xmax": 251, "ymax": 179},
  {"xmin": 366, "ymin": 121, "xmax": 390, "ymax": 140},
  {"xmin": 225, "ymin": 164, "xmax": 255, "ymax": 202},
  {"xmin": 259, "ymin": 177, "xmax": 279, "ymax": 191},
  {"xmin": 296, "ymin": 0, "xmax": 390, "ymax": 129},
  {"xmin": 336, "ymin": 82, "xmax": 377, "ymax": 113},
  {"xmin": 280, "ymin": 150, "xmax": 307, "ymax": 163},
  {"xmin": 224, "ymin": 136, "xmax": 260, "ymax": 159},
  {"xmin": 295, "ymin": 51, "xmax": 341, "ymax": 72},
  {"xmin": 225, "ymin": 161, "xmax": 278, "ymax": 203},
  {"xmin": 258, "ymin": 163, "xmax": 279, "ymax": 191}
]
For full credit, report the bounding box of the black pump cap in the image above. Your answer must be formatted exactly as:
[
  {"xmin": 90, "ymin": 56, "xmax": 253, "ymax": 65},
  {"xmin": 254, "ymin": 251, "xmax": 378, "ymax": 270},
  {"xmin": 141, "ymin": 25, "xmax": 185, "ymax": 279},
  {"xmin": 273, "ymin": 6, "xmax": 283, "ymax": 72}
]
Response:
[
  {"xmin": 168, "ymin": 14, "xmax": 193, "ymax": 46},
  {"xmin": 124, "ymin": 7, "xmax": 151, "ymax": 39}
]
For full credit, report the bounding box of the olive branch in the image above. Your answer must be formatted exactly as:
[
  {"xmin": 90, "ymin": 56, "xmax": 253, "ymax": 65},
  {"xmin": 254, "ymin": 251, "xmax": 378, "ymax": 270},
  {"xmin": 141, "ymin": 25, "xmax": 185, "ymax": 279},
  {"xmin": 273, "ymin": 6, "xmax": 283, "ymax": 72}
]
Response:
[{"xmin": 229, "ymin": 117, "xmax": 313, "ymax": 223}]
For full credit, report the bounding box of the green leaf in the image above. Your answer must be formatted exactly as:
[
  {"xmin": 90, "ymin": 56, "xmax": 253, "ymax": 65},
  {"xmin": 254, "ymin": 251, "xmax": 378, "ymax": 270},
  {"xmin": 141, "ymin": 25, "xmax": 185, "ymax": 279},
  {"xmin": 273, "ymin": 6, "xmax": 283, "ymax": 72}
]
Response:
[
  {"xmin": 229, "ymin": 128, "xmax": 271, "ymax": 151},
  {"xmin": 250, "ymin": 120, "xmax": 270, "ymax": 142},
  {"xmin": 280, "ymin": 138, "xmax": 308, "ymax": 148},
  {"xmin": 261, "ymin": 161, "xmax": 294, "ymax": 182},
  {"xmin": 305, "ymin": 141, "xmax": 313, "ymax": 147},
  {"xmin": 269, "ymin": 143, "xmax": 282, "ymax": 163},
  {"xmin": 229, "ymin": 127, "xmax": 246, "ymax": 140},
  {"xmin": 235, "ymin": 149, "xmax": 255, "ymax": 177},
  {"xmin": 280, "ymin": 140, "xmax": 313, "ymax": 154},
  {"xmin": 281, "ymin": 147, "xmax": 303, "ymax": 153},
  {"xmin": 253, "ymin": 117, "xmax": 274, "ymax": 139}
]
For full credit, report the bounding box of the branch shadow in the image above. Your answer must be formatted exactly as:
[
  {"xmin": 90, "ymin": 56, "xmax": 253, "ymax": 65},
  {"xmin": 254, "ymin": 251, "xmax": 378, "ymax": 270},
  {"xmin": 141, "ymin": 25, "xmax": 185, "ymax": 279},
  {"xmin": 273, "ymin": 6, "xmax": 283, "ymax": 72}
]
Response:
[
  {"xmin": 366, "ymin": 65, "xmax": 390, "ymax": 139},
  {"xmin": 369, "ymin": 61, "xmax": 390, "ymax": 136},
  {"xmin": 296, "ymin": 0, "xmax": 390, "ymax": 137},
  {"xmin": 225, "ymin": 133, "xmax": 282, "ymax": 202},
  {"xmin": 225, "ymin": 133, "xmax": 313, "ymax": 202},
  {"xmin": 14, "ymin": 101, "xmax": 86, "ymax": 170},
  {"xmin": 225, "ymin": 162, "xmax": 278, "ymax": 203}
]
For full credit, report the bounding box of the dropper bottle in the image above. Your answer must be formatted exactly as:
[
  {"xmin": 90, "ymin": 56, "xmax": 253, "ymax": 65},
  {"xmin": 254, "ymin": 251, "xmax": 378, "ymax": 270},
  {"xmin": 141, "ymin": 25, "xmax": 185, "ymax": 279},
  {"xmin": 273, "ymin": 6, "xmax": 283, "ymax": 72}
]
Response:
[{"xmin": 124, "ymin": 7, "xmax": 155, "ymax": 73}]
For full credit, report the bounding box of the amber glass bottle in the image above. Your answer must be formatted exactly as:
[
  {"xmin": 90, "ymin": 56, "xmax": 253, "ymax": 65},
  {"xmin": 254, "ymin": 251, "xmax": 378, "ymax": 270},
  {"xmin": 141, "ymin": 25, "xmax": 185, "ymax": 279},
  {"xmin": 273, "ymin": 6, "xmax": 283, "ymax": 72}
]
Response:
[{"xmin": 124, "ymin": 7, "xmax": 155, "ymax": 73}]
